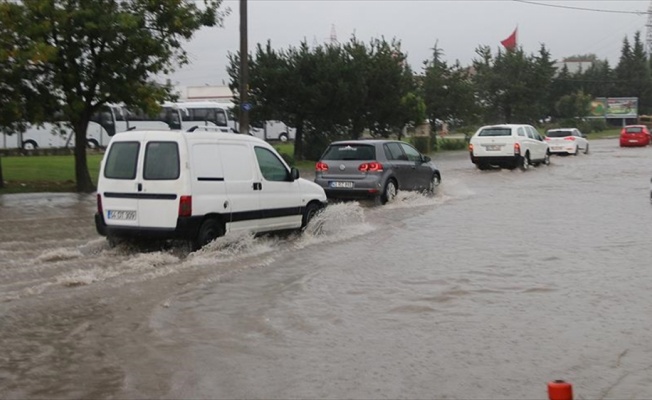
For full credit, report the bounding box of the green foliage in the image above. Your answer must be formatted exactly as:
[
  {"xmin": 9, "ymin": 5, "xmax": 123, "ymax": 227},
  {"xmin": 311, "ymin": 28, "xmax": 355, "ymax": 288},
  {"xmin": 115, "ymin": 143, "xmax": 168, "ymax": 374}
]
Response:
[
  {"xmin": 437, "ymin": 138, "xmax": 468, "ymax": 151},
  {"xmin": 472, "ymin": 44, "xmax": 556, "ymax": 124},
  {"xmin": 555, "ymin": 90, "xmax": 591, "ymax": 119},
  {"xmin": 413, "ymin": 136, "xmax": 430, "ymax": 154},
  {"xmin": 588, "ymin": 118, "xmax": 607, "ymax": 132}
]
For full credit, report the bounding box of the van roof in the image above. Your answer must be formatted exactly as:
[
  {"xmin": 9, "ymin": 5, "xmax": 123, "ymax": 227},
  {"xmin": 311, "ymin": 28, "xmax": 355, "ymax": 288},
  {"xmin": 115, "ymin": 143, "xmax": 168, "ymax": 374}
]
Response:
[{"xmin": 111, "ymin": 129, "xmax": 266, "ymax": 144}]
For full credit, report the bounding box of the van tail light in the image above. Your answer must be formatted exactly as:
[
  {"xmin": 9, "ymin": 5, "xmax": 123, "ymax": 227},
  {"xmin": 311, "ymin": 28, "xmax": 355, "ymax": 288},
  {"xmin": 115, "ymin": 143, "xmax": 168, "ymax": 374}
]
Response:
[
  {"xmin": 564, "ymin": 136, "xmax": 576, "ymax": 141},
  {"xmin": 316, "ymin": 161, "xmax": 329, "ymax": 172},
  {"xmin": 359, "ymin": 161, "xmax": 384, "ymax": 172},
  {"xmin": 97, "ymin": 194, "xmax": 103, "ymax": 215},
  {"xmin": 179, "ymin": 195, "xmax": 192, "ymax": 217},
  {"xmin": 514, "ymin": 142, "xmax": 521, "ymax": 155}
]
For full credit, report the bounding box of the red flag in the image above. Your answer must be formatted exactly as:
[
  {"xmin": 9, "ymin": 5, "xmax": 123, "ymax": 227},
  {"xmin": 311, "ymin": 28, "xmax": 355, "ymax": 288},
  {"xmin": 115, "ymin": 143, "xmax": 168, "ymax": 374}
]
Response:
[{"xmin": 501, "ymin": 27, "xmax": 517, "ymax": 51}]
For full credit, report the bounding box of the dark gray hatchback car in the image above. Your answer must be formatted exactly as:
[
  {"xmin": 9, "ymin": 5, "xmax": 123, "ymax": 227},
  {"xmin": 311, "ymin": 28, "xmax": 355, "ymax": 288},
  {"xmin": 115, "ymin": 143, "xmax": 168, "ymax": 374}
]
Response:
[{"xmin": 314, "ymin": 139, "xmax": 441, "ymax": 204}]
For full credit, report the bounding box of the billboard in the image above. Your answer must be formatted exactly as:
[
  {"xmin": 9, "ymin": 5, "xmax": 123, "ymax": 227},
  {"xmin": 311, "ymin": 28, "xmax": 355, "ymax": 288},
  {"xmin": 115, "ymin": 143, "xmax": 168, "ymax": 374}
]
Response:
[{"xmin": 590, "ymin": 97, "xmax": 638, "ymax": 118}]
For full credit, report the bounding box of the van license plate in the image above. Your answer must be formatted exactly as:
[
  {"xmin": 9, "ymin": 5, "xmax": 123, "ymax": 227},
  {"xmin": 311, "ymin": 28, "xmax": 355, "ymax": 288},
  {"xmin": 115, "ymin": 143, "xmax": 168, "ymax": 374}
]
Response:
[
  {"xmin": 330, "ymin": 181, "xmax": 354, "ymax": 188},
  {"xmin": 107, "ymin": 210, "xmax": 137, "ymax": 220},
  {"xmin": 485, "ymin": 145, "xmax": 501, "ymax": 151}
]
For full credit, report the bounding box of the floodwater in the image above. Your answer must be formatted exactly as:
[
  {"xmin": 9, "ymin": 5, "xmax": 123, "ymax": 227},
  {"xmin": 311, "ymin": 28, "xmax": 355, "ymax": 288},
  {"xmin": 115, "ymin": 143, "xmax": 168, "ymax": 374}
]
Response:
[{"xmin": 1, "ymin": 139, "xmax": 652, "ymax": 399}]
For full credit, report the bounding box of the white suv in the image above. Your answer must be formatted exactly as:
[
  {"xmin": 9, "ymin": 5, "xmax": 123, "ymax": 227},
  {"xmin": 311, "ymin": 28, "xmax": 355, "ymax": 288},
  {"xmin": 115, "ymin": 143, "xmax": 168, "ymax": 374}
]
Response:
[{"xmin": 469, "ymin": 124, "xmax": 550, "ymax": 170}]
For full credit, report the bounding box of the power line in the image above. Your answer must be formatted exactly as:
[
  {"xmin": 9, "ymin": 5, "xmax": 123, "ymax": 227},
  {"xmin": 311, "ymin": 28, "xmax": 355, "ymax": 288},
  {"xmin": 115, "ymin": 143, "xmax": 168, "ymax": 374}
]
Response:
[{"xmin": 513, "ymin": 0, "xmax": 649, "ymax": 15}]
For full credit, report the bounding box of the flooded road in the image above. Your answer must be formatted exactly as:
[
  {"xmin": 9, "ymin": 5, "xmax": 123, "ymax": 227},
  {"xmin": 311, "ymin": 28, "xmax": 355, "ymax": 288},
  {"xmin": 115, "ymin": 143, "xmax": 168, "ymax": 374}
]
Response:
[{"xmin": 2, "ymin": 138, "xmax": 652, "ymax": 399}]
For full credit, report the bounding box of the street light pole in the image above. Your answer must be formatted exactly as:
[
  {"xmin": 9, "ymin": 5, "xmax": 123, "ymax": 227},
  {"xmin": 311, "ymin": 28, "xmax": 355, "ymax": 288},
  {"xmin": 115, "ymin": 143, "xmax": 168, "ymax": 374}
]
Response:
[{"xmin": 239, "ymin": 0, "xmax": 249, "ymax": 135}]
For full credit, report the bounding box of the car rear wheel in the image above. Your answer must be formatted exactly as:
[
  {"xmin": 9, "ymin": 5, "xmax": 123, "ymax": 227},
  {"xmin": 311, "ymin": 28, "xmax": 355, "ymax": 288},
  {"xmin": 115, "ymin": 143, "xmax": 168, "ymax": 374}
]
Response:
[
  {"xmin": 573, "ymin": 146, "xmax": 578, "ymax": 156},
  {"xmin": 519, "ymin": 153, "xmax": 530, "ymax": 171},
  {"xmin": 543, "ymin": 151, "xmax": 551, "ymax": 166},
  {"xmin": 584, "ymin": 144, "xmax": 589, "ymax": 154},
  {"xmin": 379, "ymin": 179, "xmax": 397, "ymax": 205},
  {"xmin": 193, "ymin": 218, "xmax": 224, "ymax": 251}
]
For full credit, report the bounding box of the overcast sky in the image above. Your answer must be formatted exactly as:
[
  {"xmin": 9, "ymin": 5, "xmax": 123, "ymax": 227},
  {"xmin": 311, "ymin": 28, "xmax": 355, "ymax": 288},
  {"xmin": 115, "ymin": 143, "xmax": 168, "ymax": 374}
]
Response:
[{"xmin": 166, "ymin": 0, "xmax": 650, "ymax": 90}]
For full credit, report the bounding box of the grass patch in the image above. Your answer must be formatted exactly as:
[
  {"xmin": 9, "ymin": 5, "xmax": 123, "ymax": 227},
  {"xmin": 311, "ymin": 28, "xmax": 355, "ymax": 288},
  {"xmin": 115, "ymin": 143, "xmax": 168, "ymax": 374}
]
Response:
[{"xmin": 0, "ymin": 154, "xmax": 103, "ymax": 194}]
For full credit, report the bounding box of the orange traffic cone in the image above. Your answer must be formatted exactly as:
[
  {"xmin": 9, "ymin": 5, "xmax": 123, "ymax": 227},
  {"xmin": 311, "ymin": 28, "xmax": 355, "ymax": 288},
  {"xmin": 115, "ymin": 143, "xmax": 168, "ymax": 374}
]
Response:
[{"xmin": 548, "ymin": 380, "xmax": 573, "ymax": 400}]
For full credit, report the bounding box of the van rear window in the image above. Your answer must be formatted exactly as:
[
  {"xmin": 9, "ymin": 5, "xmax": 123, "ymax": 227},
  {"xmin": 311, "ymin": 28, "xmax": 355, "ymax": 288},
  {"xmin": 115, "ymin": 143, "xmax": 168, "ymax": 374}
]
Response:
[
  {"xmin": 478, "ymin": 128, "xmax": 512, "ymax": 137},
  {"xmin": 104, "ymin": 141, "xmax": 139, "ymax": 179},
  {"xmin": 144, "ymin": 142, "xmax": 180, "ymax": 180},
  {"xmin": 321, "ymin": 144, "xmax": 375, "ymax": 161}
]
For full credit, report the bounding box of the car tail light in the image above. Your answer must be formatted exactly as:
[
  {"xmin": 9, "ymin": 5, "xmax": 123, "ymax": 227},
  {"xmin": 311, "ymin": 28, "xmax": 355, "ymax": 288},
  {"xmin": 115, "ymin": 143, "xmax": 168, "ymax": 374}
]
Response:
[
  {"xmin": 514, "ymin": 142, "xmax": 521, "ymax": 155},
  {"xmin": 564, "ymin": 136, "xmax": 576, "ymax": 141},
  {"xmin": 97, "ymin": 194, "xmax": 103, "ymax": 215},
  {"xmin": 179, "ymin": 195, "xmax": 192, "ymax": 217},
  {"xmin": 359, "ymin": 162, "xmax": 383, "ymax": 172},
  {"xmin": 315, "ymin": 161, "xmax": 329, "ymax": 172},
  {"xmin": 468, "ymin": 143, "xmax": 474, "ymax": 151},
  {"xmin": 544, "ymin": 137, "xmax": 550, "ymax": 141}
]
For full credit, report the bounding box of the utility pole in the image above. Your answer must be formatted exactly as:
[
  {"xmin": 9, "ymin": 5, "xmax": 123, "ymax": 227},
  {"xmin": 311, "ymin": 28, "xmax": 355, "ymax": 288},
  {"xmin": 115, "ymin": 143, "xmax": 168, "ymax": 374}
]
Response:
[
  {"xmin": 647, "ymin": 0, "xmax": 652, "ymax": 56},
  {"xmin": 239, "ymin": 0, "xmax": 249, "ymax": 135}
]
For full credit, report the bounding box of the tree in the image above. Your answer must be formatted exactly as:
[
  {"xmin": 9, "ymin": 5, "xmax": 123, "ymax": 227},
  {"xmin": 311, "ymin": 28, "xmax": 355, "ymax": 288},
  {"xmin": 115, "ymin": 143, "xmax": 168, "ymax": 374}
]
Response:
[
  {"xmin": 472, "ymin": 44, "xmax": 555, "ymax": 124},
  {"xmin": 615, "ymin": 32, "xmax": 652, "ymax": 113},
  {"xmin": 0, "ymin": 0, "xmax": 227, "ymax": 192},
  {"xmin": 422, "ymin": 43, "xmax": 478, "ymax": 130}
]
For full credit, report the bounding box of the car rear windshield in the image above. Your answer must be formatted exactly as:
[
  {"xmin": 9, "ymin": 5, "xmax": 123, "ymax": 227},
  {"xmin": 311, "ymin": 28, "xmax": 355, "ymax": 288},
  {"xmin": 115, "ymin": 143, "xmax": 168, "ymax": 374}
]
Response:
[
  {"xmin": 104, "ymin": 141, "xmax": 140, "ymax": 179},
  {"xmin": 478, "ymin": 128, "xmax": 512, "ymax": 137},
  {"xmin": 625, "ymin": 127, "xmax": 643, "ymax": 133},
  {"xmin": 321, "ymin": 144, "xmax": 376, "ymax": 161},
  {"xmin": 546, "ymin": 130, "xmax": 572, "ymax": 138}
]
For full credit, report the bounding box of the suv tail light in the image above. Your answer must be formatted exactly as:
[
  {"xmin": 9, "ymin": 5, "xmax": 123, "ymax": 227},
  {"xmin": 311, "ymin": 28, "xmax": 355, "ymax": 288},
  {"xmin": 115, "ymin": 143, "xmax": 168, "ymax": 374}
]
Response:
[
  {"xmin": 359, "ymin": 162, "xmax": 383, "ymax": 172},
  {"xmin": 564, "ymin": 136, "xmax": 576, "ymax": 141},
  {"xmin": 514, "ymin": 142, "xmax": 521, "ymax": 155},
  {"xmin": 179, "ymin": 195, "xmax": 192, "ymax": 217},
  {"xmin": 316, "ymin": 161, "xmax": 329, "ymax": 172}
]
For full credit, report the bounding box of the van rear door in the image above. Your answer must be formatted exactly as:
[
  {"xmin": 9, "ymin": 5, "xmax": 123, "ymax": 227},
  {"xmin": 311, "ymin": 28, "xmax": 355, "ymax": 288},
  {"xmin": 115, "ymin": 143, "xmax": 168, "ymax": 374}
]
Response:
[
  {"xmin": 101, "ymin": 140, "xmax": 141, "ymax": 228},
  {"xmin": 137, "ymin": 135, "xmax": 186, "ymax": 229}
]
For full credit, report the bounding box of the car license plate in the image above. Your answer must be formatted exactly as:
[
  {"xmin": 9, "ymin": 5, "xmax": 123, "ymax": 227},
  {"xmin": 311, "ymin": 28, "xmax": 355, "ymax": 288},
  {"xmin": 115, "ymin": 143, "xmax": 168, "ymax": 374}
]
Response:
[
  {"xmin": 107, "ymin": 210, "xmax": 136, "ymax": 220},
  {"xmin": 330, "ymin": 181, "xmax": 354, "ymax": 188},
  {"xmin": 629, "ymin": 140, "xmax": 638, "ymax": 143},
  {"xmin": 552, "ymin": 146, "xmax": 562, "ymax": 150},
  {"xmin": 485, "ymin": 145, "xmax": 501, "ymax": 151}
]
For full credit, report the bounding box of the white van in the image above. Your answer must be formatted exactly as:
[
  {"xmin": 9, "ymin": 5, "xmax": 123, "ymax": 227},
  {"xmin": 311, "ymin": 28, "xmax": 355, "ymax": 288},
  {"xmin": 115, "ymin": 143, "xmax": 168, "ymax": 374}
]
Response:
[{"xmin": 94, "ymin": 130, "xmax": 327, "ymax": 249}]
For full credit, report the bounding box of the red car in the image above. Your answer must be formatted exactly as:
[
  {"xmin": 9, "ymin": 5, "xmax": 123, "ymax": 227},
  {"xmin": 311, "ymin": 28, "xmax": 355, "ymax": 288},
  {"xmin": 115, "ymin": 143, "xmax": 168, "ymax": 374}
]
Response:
[{"xmin": 620, "ymin": 125, "xmax": 651, "ymax": 147}]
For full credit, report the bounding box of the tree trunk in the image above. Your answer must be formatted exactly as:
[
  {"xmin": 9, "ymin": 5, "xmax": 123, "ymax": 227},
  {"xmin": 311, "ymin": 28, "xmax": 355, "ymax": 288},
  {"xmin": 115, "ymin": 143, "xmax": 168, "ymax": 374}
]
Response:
[
  {"xmin": 0, "ymin": 154, "xmax": 4, "ymax": 189},
  {"xmin": 293, "ymin": 118, "xmax": 304, "ymax": 161},
  {"xmin": 73, "ymin": 121, "xmax": 95, "ymax": 193}
]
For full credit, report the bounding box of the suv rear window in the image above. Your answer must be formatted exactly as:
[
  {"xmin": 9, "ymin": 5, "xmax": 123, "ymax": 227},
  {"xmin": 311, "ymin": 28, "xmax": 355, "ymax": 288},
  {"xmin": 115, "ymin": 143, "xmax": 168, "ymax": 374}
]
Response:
[
  {"xmin": 321, "ymin": 144, "xmax": 375, "ymax": 161},
  {"xmin": 546, "ymin": 130, "xmax": 572, "ymax": 138},
  {"xmin": 104, "ymin": 141, "xmax": 139, "ymax": 179},
  {"xmin": 144, "ymin": 141, "xmax": 180, "ymax": 180},
  {"xmin": 478, "ymin": 128, "xmax": 512, "ymax": 137}
]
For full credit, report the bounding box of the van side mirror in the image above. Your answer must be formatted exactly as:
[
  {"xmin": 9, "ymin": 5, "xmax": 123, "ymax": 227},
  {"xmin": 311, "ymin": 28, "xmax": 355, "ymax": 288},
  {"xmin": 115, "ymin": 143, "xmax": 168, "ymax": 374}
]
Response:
[{"xmin": 290, "ymin": 167, "xmax": 300, "ymax": 181}]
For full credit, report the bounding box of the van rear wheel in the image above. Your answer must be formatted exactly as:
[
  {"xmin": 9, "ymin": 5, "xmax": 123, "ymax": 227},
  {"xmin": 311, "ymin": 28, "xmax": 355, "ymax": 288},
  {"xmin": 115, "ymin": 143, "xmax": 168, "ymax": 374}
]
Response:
[{"xmin": 193, "ymin": 218, "xmax": 224, "ymax": 250}]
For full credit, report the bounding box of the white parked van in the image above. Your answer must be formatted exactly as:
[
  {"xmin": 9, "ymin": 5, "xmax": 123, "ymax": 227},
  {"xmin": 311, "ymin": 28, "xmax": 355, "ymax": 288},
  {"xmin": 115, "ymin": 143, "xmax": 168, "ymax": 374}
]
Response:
[{"xmin": 94, "ymin": 130, "xmax": 327, "ymax": 249}]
